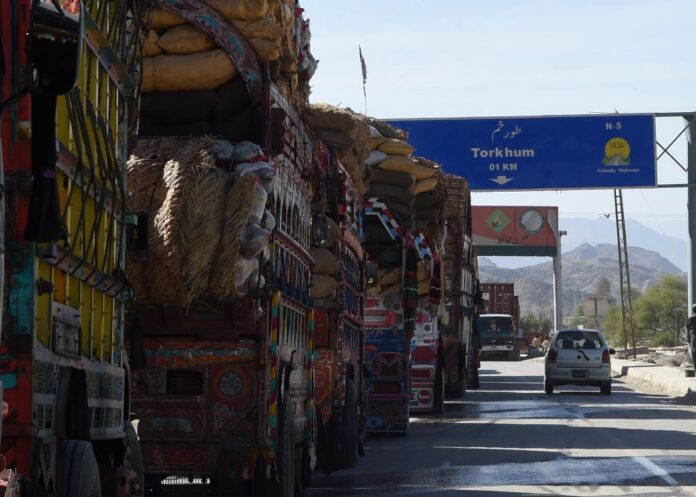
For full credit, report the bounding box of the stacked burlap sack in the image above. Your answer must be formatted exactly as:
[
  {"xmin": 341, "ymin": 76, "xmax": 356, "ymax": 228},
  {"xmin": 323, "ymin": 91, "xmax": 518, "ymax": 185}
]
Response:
[
  {"xmin": 140, "ymin": 0, "xmax": 316, "ymax": 138},
  {"xmin": 127, "ymin": 136, "xmax": 276, "ymax": 305},
  {"xmin": 309, "ymin": 243, "xmax": 340, "ymax": 301},
  {"xmin": 411, "ymin": 156, "xmax": 444, "ymax": 242},
  {"xmin": 304, "ymin": 104, "xmax": 372, "ymax": 195},
  {"xmin": 363, "ymin": 135, "xmax": 421, "ymax": 232},
  {"xmin": 367, "ymin": 266, "xmax": 401, "ymax": 296}
]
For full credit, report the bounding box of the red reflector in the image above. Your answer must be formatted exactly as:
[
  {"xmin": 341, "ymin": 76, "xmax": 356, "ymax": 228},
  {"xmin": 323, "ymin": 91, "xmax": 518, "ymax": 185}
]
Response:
[
  {"xmin": 602, "ymin": 350, "xmax": 610, "ymax": 363},
  {"xmin": 411, "ymin": 346, "xmax": 436, "ymax": 365},
  {"xmin": 547, "ymin": 348, "xmax": 557, "ymax": 361}
]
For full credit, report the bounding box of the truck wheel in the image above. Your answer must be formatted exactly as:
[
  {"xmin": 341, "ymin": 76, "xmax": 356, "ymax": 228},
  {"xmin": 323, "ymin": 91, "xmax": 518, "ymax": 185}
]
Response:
[
  {"xmin": 544, "ymin": 381, "xmax": 554, "ymax": 395},
  {"xmin": 299, "ymin": 442, "xmax": 312, "ymax": 490},
  {"xmin": 211, "ymin": 445, "xmax": 249, "ymax": 497},
  {"xmin": 601, "ymin": 382, "xmax": 611, "ymax": 395},
  {"xmin": 63, "ymin": 440, "xmax": 101, "ymax": 497},
  {"xmin": 468, "ymin": 369, "xmax": 480, "ymax": 389},
  {"xmin": 277, "ymin": 394, "xmax": 296, "ymax": 497},
  {"xmin": 433, "ymin": 365, "xmax": 444, "ymax": 414},
  {"xmin": 338, "ymin": 379, "xmax": 358, "ymax": 468}
]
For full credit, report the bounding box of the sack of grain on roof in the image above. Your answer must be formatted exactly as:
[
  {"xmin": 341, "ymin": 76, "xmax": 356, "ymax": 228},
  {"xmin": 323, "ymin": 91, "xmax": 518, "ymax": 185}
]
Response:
[
  {"xmin": 414, "ymin": 192, "xmax": 441, "ymax": 211},
  {"xmin": 310, "ymin": 274, "xmax": 339, "ymax": 299},
  {"xmin": 413, "ymin": 176, "xmax": 439, "ymax": 195},
  {"xmin": 150, "ymin": 8, "xmax": 185, "ymax": 29},
  {"xmin": 413, "ymin": 160, "xmax": 438, "ymax": 180},
  {"xmin": 233, "ymin": 16, "xmax": 284, "ymax": 43},
  {"xmin": 310, "ymin": 248, "xmax": 340, "ymax": 275},
  {"xmin": 365, "ymin": 125, "xmax": 387, "ymax": 150},
  {"xmin": 369, "ymin": 167, "xmax": 415, "ymax": 190},
  {"xmin": 417, "ymin": 261, "xmax": 430, "ymax": 282},
  {"xmin": 143, "ymin": 30, "xmax": 163, "ymax": 56},
  {"xmin": 142, "ymin": 49, "xmax": 237, "ymax": 92},
  {"xmin": 157, "ymin": 24, "xmax": 216, "ymax": 54},
  {"xmin": 203, "ymin": 0, "xmax": 269, "ymax": 22},
  {"xmin": 377, "ymin": 267, "xmax": 401, "ymax": 287},
  {"xmin": 378, "ymin": 138, "xmax": 414, "ymax": 156},
  {"xmin": 305, "ymin": 103, "xmax": 363, "ymax": 134},
  {"xmin": 366, "ymin": 183, "xmax": 415, "ymax": 205},
  {"xmin": 378, "ymin": 155, "xmax": 417, "ymax": 175}
]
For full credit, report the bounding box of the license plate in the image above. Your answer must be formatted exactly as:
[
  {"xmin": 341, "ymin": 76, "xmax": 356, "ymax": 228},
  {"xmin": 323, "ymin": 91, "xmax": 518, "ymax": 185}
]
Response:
[{"xmin": 572, "ymin": 369, "xmax": 588, "ymax": 378}]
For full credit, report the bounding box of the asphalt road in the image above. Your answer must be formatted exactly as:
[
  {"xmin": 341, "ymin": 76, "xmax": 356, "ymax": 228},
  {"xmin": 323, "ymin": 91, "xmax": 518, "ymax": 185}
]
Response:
[{"xmin": 307, "ymin": 359, "xmax": 696, "ymax": 497}]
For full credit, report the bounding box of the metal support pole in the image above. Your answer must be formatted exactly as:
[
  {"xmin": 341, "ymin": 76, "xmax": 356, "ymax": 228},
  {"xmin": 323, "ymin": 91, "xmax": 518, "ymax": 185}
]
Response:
[
  {"xmin": 688, "ymin": 115, "xmax": 696, "ymax": 313},
  {"xmin": 552, "ymin": 230, "xmax": 566, "ymax": 332}
]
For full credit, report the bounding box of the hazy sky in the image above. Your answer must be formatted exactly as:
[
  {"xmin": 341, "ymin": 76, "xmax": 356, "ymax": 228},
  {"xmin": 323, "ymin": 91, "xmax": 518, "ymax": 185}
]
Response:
[{"xmin": 303, "ymin": 0, "xmax": 694, "ymax": 244}]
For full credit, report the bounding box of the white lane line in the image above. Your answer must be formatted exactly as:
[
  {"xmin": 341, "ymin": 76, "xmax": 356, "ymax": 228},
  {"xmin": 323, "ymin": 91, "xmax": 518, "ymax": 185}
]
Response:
[{"xmin": 634, "ymin": 456, "xmax": 679, "ymax": 486}]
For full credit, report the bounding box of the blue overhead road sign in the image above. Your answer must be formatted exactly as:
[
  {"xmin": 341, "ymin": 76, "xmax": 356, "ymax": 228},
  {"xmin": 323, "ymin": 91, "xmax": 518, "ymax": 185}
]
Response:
[{"xmin": 388, "ymin": 114, "xmax": 656, "ymax": 191}]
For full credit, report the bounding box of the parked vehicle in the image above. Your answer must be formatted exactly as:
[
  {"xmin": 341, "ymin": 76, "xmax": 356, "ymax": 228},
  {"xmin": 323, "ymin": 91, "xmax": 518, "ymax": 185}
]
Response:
[
  {"xmin": 312, "ymin": 145, "xmax": 366, "ymax": 471},
  {"xmin": 440, "ymin": 175, "xmax": 478, "ymax": 398},
  {"xmin": 479, "ymin": 283, "xmax": 521, "ymax": 360},
  {"xmin": 544, "ymin": 329, "xmax": 616, "ymax": 395},
  {"xmin": 127, "ymin": 4, "xmax": 318, "ymax": 495},
  {"xmin": 0, "ymin": 0, "xmax": 145, "ymax": 492},
  {"xmin": 479, "ymin": 313, "xmax": 519, "ymax": 361},
  {"xmin": 363, "ymin": 199, "xmax": 411, "ymax": 434}
]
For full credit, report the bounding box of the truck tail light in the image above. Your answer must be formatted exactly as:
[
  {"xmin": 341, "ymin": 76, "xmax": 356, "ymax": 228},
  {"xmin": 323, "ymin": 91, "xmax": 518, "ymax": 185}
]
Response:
[
  {"xmin": 602, "ymin": 350, "xmax": 610, "ymax": 364},
  {"xmin": 547, "ymin": 348, "xmax": 557, "ymax": 362}
]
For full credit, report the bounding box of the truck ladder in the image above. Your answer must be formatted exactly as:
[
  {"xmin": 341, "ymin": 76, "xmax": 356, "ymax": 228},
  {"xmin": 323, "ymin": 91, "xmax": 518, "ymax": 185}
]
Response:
[{"xmin": 614, "ymin": 188, "xmax": 636, "ymax": 357}]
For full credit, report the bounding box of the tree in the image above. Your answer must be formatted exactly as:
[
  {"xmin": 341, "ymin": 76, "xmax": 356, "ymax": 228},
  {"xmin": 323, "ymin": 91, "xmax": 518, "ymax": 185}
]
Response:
[
  {"xmin": 601, "ymin": 304, "xmax": 623, "ymax": 346},
  {"xmin": 633, "ymin": 275, "xmax": 688, "ymax": 347}
]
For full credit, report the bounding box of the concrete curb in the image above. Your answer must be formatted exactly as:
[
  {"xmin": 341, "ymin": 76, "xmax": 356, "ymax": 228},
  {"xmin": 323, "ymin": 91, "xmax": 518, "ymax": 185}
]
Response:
[{"xmin": 611, "ymin": 358, "xmax": 696, "ymax": 398}]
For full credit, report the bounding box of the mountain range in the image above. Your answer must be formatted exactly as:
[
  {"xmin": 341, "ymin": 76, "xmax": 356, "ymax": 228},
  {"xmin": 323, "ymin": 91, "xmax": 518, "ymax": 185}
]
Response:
[
  {"xmin": 490, "ymin": 217, "xmax": 689, "ymax": 272},
  {"xmin": 478, "ymin": 242, "xmax": 685, "ymax": 317}
]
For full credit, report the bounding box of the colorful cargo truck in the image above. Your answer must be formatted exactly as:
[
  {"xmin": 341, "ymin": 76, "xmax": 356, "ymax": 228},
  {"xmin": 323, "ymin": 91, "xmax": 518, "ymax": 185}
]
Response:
[
  {"xmin": 363, "ymin": 200, "xmax": 410, "ymax": 434},
  {"xmin": 409, "ymin": 296, "xmax": 444, "ymax": 413},
  {"xmin": 362, "ymin": 199, "xmax": 431, "ymax": 432},
  {"xmin": 126, "ymin": 2, "xmax": 318, "ymax": 495},
  {"xmin": 440, "ymin": 175, "xmax": 478, "ymax": 397},
  {"xmin": 0, "ymin": 0, "xmax": 145, "ymax": 493},
  {"xmin": 311, "ymin": 144, "xmax": 366, "ymax": 471}
]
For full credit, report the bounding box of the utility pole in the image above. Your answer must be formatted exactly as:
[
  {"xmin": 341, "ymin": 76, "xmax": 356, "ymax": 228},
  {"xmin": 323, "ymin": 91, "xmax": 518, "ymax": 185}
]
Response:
[{"xmin": 614, "ymin": 189, "xmax": 636, "ymax": 358}]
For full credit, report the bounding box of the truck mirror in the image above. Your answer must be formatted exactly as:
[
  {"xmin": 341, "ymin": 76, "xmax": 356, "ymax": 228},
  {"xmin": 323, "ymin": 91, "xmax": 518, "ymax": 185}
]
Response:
[
  {"xmin": 366, "ymin": 261, "xmax": 378, "ymax": 287},
  {"xmin": 126, "ymin": 212, "xmax": 149, "ymax": 263},
  {"xmin": 311, "ymin": 213, "xmax": 328, "ymax": 248},
  {"xmin": 27, "ymin": 0, "xmax": 83, "ymax": 96}
]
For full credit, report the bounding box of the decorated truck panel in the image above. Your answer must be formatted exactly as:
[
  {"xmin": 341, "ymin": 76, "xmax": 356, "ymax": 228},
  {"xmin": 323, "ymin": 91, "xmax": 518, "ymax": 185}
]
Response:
[
  {"xmin": 127, "ymin": 2, "xmax": 319, "ymax": 494},
  {"xmin": 0, "ymin": 0, "xmax": 145, "ymax": 492},
  {"xmin": 409, "ymin": 298, "xmax": 442, "ymax": 413},
  {"xmin": 311, "ymin": 143, "xmax": 366, "ymax": 471},
  {"xmin": 440, "ymin": 175, "xmax": 478, "ymax": 397}
]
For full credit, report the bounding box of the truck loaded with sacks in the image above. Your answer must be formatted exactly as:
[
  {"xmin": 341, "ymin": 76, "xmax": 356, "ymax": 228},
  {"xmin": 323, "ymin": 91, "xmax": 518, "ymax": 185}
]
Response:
[
  {"xmin": 303, "ymin": 105, "xmax": 369, "ymax": 472},
  {"xmin": 359, "ymin": 123, "xmax": 448, "ymax": 429},
  {"xmin": 440, "ymin": 176, "xmax": 481, "ymax": 396},
  {"xmin": 0, "ymin": 0, "xmax": 146, "ymax": 494},
  {"xmin": 127, "ymin": 1, "xmax": 319, "ymax": 496}
]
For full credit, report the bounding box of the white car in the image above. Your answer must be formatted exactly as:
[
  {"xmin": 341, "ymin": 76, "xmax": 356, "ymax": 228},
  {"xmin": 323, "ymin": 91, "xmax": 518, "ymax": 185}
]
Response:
[{"xmin": 544, "ymin": 328, "xmax": 616, "ymax": 395}]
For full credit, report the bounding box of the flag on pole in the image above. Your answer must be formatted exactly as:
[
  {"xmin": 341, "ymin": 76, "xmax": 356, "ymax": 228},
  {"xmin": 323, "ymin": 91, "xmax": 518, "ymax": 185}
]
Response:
[
  {"xmin": 359, "ymin": 45, "xmax": 367, "ymax": 87},
  {"xmin": 359, "ymin": 45, "xmax": 367, "ymax": 114}
]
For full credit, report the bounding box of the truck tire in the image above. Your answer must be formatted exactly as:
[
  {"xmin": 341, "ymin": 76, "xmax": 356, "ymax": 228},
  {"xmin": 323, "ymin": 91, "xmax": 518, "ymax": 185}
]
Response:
[
  {"xmin": 433, "ymin": 364, "xmax": 444, "ymax": 414},
  {"xmin": 338, "ymin": 379, "xmax": 358, "ymax": 468},
  {"xmin": 468, "ymin": 369, "xmax": 480, "ymax": 389},
  {"xmin": 63, "ymin": 440, "xmax": 101, "ymax": 497},
  {"xmin": 277, "ymin": 394, "xmax": 296, "ymax": 497}
]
